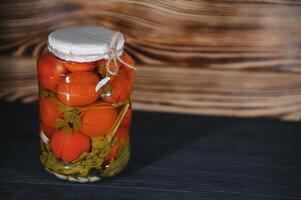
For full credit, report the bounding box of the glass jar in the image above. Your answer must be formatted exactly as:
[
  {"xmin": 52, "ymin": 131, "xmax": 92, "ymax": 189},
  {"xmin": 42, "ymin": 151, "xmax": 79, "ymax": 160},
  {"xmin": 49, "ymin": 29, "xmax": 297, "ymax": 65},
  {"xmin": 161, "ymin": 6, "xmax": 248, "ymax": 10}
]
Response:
[{"xmin": 37, "ymin": 27, "xmax": 135, "ymax": 182}]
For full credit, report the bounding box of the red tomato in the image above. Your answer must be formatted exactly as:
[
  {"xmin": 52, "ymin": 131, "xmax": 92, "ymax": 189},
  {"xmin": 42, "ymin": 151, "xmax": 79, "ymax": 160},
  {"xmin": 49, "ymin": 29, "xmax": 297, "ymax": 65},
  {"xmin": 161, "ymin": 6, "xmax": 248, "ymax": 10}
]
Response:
[
  {"xmin": 39, "ymin": 96, "xmax": 62, "ymax": 128},
  {"xmin": 120, "ymin": 108, "xmax": 132, "ymax": 128},
  {"xmin": 120, "ymin": 53, "xmax": 135, "ymax": 69},
  {"xmin": 37, "ymin": 51, "xmax": 68, "ymax": 91},
  {"xmin": 104, "ymin": 143, "xmax": 120, "ymax": 162},
  {"xmin": 97, "ymin": 53, "xmax": 135, "ymax": 103},
  {"xmin": 104, "ymin": 127, "xmax": 131, "ymax": 162},
  {"xmin": 115, "ymin": 127, "xmax": 130, "ymax": 141},
  {"xmin": 63, "ymin": 61, "xmax": 96, "ymax": 72},
  {"xmin": 57, "ymin": 71, "xmax": 99, "ymax": 106},
  {"xmin": 50, "ymin": 130, "xmax": 91, "ymax": 162},
  {"xmin": 103, "ymin": 68, "xmax": 133, "ymax": 103},
  {"xmin": 80, "ymin": 107, "xmax": 118, "ymax": 137},
  {"xmin": 40, "ymin": 123, "xmax": 56, "ymax": 139}
]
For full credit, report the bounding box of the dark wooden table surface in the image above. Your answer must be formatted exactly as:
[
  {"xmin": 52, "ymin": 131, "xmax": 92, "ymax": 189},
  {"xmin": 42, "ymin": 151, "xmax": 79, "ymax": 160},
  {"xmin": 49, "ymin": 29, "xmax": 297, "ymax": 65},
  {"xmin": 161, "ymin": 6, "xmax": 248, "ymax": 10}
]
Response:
[{"xmin": 0, "ymin": 101, "xmax": 301, "ymax": 200}]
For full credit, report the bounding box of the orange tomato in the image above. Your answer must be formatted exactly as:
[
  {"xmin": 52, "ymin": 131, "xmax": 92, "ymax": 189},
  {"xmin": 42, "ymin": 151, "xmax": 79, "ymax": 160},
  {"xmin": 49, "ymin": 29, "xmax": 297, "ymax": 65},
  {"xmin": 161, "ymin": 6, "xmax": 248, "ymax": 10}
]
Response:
[
  {"xmin": 50, "ymin": 130, "xmax": 91, "ymax": 162},
  {"xmin": 115, "ymin": 127, "xmax": 130, "ymax": 141},
  {"xmin": 40, "ymin": 123, "xmax": 56, "ymax": 139},
  {"xmin": 63, "ymin": 61, "xmax": 96, "ymax": 72},
  {"xmin": 80, "ymin": 107, "xmax": 118, "ymax": 137},
  {"xmin": 120, "ymin": 53, "xmax": 135, "ymax": 69},
  {"xmin": 39, "ymin": 96, "xmax": 62, "ymax": 128},
  {"xmin": 57, "ymin": 71, "xmax": 99, "ymax": 106},
  {"xmin": 37, "ymin": 51, "xmax": 68, "ymax": 91},
  {"xmin": 120, "ymin": 108, "xmax": 132, "ymax": 128},
  {"xmin": 104, "ymin": 143, "xmax": 120, "ymax": 162},
  {"xmin": 103, "ymin": 68, "xmax": 133, "ymax": 103}
]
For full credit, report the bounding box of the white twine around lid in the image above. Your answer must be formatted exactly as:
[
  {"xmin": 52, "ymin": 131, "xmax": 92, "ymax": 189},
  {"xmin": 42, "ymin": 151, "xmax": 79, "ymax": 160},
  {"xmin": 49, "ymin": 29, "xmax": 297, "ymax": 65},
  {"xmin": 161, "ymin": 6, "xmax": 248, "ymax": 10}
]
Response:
[
  {"xmin": 105, "ymin": 32, "xmax": 137, "ymax": 76},
  {"xmin": 95, "ymin": 32, "xmax": 137, "ymax": 92}
]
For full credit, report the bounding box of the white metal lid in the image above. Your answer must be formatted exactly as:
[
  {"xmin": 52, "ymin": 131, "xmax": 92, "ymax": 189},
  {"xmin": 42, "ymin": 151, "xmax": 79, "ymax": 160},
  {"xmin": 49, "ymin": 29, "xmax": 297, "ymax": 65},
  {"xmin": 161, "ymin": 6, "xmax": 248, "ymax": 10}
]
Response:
[{"xmin": 48, "ymin": 26, "xmax": 124, "ymax": 62}]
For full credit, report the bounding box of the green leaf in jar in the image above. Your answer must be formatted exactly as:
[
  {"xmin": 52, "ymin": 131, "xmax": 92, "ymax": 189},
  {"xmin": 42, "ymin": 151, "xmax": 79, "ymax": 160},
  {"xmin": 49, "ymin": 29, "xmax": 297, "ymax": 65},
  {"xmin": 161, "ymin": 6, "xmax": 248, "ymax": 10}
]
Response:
[
  {"xmin": 40, "ymin": 88, "xmax": 56, "ymax": 98},
  {"xmin": 91, "ymin": 137, "xmax": 106, "ymax": 150},
  {"xmin": 102, "ymin": 141, "xmax": 130, "ymax": 177},
  {"xmin": 54, "ymin": 104, "xmax": 81, "ymax": 133}
]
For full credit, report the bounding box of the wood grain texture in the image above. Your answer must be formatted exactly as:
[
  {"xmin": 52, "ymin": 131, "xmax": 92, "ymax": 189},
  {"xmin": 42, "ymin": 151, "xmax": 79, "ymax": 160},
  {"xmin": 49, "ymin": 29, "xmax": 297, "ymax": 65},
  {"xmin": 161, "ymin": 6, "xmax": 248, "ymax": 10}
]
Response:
[
  {"xmin": 1, "ymin": 102, "xmax": 301, "ymax": 199},
  {"xmin": 1, "ymin": 0, "xmax": 301, "ymax": 120}
]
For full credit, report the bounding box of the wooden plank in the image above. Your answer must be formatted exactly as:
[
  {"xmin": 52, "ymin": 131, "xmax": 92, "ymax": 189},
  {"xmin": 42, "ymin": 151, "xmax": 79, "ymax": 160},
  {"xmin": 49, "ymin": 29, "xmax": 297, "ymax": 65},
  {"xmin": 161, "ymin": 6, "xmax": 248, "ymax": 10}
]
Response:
[
  {"xmin": 1, "ymin": 0, "xmax": 301, "ymax": 68},
  {"xmin": 1, "ymin": 0, "xmax": 301, "ymax": 120}
]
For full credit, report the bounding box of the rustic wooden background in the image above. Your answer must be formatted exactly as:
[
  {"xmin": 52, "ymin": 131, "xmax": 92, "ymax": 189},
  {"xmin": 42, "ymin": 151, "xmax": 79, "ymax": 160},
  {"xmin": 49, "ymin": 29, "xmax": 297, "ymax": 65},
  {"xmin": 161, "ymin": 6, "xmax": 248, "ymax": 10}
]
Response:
[{"xmin": 1, "ymin": 0, "xmax": 301, "ymax": 120}]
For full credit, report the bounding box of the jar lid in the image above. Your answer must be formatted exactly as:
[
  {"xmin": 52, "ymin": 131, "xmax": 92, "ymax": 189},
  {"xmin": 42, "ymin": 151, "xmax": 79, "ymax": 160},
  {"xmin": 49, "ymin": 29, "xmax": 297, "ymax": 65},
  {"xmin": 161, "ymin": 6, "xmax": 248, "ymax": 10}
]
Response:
[{"xmin": 48, "ymin": 26, "xmax": 124, "ymax": 62}]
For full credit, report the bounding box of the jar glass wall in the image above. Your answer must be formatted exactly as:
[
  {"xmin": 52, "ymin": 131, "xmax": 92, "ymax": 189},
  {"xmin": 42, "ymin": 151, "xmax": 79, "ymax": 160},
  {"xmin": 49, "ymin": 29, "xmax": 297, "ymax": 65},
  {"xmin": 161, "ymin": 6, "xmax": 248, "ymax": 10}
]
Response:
[{"xmin": 37, "ymin": 50, "xmax": 134, "ymax": 182}]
